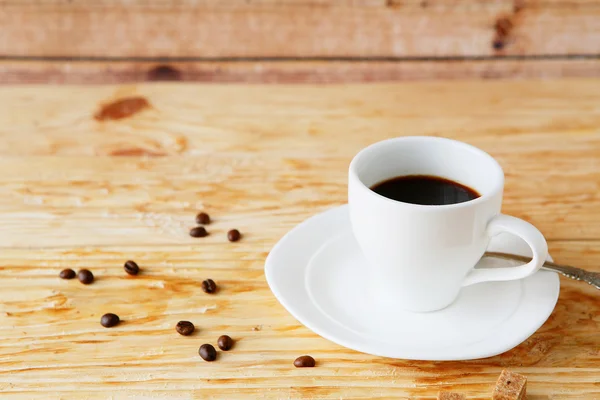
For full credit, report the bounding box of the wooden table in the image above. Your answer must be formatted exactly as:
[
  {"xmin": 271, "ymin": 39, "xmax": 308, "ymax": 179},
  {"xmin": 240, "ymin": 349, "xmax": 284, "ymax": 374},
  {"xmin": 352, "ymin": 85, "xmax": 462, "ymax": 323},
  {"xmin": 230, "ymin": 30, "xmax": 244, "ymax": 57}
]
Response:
[
  {"xmin": 3, "ymin": 1, "xmax": 600, "ymax": 84},
  {"xmin": 0, "ymin": 80, "xmax": 598, "ymax": 399}
]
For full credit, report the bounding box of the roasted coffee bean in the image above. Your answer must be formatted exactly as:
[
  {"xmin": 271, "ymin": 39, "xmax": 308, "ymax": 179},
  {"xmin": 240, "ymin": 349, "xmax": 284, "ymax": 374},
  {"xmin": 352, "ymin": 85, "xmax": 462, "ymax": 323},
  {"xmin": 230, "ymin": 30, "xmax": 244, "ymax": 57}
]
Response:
[
  {"xmin": 294, "ymin": 355, "xmax": 316, "ymax": 368},
  {"xmin": 202, "ymin": 279, "xmax": 217, "ymax": 294},
  {"xmin": 199, "ymin": 344, "xmax": 217, "ymax": 361},
  {"xmin": 189, "ymin": 226, "xmax": 208, "ymax": 238},
  {"xmin": 59, "ymin": 268, "xmax": 76, "ymax": 280},
  {"xmin": 101, "ymin": 313, "xmax": 120, "ymax": 328},
  {"xmin": 77, "ymin": 269, "xmax": 94, "ymax": 284},
  {"xmin": 227, "ymin": 229, "xmax": 241, "ymax": 242},
  {"xmin": 195, "ymin": 212, "xmax": 210, "ymax": 225},
  {"xmin": 176, "ymin": 321, "xmax": 195, "ymax": 336},
  {"xmin": 217, "ymin": 335, "xmax": 233, "ymax": 351},
  {"xmin": 124, "ymin": 260, "xmax": 140, "ymax": 275}
]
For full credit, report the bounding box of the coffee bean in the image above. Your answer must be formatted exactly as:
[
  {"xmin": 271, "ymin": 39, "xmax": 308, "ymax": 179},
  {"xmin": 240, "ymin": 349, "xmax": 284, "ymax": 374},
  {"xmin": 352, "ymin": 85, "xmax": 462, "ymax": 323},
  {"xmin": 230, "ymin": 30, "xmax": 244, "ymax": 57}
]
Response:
[
  {"xmin": 195, "ymin": 212, "xmax": 210, "ymax": 225},
  {"xmin": 101, "ymin": 313, "xmax": 120, "ymax": 328},
  {"xmin": 77, "ymin": 269, "xmax": 94, "ymax": 284},
  {"xmin": 59, "ymin": 268, "xmax": 76, "ymax": 280},
  {"xmin": 176, "ymin": 321, "xmax": 195, "ymax": 336},
  {"xmin": 227, "ymin": 229, "xmax": 241, "ymax": 242},
  {"xmin": 217, "ymin": 335, "xmax": 234, "ymax": 351},
  {"xmin": 199, "ymin": 344, "xmax": 217, "ymax": 361},
  {"xmin": 294, "ymin": 355, "xmax": 316, "ymax": 368},
  {"xmin": 124, "ymin": 260, "xmax": 140, "ymax": 276},
  {"xmin": 202, "ymin": 279, "xmax": 217, "ymax": 294},
  {"xmin": 190, "ymin": 226, "xmax": 208, "ymax": 238}
]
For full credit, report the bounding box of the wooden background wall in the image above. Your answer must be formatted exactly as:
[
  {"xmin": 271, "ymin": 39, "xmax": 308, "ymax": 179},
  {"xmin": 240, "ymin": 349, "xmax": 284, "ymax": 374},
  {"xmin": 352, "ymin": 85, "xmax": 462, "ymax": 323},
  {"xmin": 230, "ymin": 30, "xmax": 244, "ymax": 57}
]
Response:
[{"xmin": 1, "ymin": 0, "xmax": 600, "ymax": 83}]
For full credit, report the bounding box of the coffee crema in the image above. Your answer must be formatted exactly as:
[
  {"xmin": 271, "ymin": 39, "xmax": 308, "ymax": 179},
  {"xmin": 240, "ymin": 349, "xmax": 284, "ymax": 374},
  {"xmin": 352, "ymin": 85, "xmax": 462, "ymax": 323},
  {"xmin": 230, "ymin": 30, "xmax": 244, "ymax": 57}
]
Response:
[{"xmin": 370, "ymin": 175, "xmax": 480, "ymax": 206}]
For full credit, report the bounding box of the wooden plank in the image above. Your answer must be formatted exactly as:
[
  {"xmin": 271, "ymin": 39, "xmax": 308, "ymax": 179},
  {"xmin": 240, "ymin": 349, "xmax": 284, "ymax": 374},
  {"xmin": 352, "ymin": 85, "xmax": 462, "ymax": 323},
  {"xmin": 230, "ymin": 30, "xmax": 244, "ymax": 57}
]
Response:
[
  {"xmin": 0, "ymin": 240, "xmax": 596, "ymax": 398},
  {"xmin": 2, "ymin": 59, "xmax": 600, "ymax": 83},
  {"xmin": 4, "ymin": 0, "xmax": 600, "ymax": 9},
  {"xmin": 0, "ymin": 81, "xmax": 597, "ymax": 398},
  {"xmin": 0, "ymin": 151, "xmax": 597, "ymax": 244},
  {"xmin": 1, "ymin": 1, "xmax": 600, "ymax": 58},
  {"xmin": 0, "ymin": 81, "xmax": 598, "ymax": 241}
]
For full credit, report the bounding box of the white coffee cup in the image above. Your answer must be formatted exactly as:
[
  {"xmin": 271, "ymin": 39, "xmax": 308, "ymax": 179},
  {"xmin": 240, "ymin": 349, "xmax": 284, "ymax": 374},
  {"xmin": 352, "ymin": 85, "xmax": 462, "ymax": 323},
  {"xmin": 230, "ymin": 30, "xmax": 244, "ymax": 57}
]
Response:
[{"xmin": 348, "ymin": 136, "xmax": 548, "ymax": 312}]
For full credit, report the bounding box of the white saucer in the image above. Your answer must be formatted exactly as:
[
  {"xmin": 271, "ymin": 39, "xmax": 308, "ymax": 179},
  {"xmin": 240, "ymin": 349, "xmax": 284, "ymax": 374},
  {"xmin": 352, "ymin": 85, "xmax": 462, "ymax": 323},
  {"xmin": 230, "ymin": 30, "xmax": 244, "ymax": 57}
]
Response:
[{"xmin": 265, "ymin": 205, "xmax": 560, "ymax": 360}]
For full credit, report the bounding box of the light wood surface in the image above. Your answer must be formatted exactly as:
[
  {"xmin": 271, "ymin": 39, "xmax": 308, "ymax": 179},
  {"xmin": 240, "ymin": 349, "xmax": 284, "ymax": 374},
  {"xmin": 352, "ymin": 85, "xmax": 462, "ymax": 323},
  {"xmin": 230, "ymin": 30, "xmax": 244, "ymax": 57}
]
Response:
[
  {"xmin": 3, "ymin": 0, "xmax": 600, "ymax": 58},
  {"xmin": 0, "ymin": 80, "xmax": 598, "ymax": 399},
  {"xmin": 2, "ymin": 0, "xmax": 600, "ymax": 83}
]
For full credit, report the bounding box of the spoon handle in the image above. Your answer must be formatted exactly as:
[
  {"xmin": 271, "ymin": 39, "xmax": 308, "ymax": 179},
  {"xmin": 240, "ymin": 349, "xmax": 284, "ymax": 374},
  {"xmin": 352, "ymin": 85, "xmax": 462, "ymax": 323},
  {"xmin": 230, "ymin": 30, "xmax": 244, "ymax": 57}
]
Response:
[{"xmin": 484, "ymin": 251, "xmax": 600, "ymax": 290}]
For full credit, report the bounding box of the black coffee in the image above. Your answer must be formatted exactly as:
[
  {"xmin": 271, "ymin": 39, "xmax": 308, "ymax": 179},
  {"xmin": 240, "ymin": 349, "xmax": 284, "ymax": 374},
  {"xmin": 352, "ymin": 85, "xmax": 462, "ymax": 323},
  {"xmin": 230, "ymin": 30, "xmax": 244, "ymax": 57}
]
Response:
[{"xmin": 371, "ymin": 175, "xmax": 480, "ymax": 205}]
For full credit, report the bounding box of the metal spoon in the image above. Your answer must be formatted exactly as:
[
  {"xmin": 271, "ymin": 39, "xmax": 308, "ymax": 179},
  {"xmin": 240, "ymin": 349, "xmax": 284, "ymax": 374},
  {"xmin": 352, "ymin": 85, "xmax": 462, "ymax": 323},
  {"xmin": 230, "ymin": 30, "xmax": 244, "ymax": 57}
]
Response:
[{"xmin": 484, "ymin": 252, "xmax": 600, "ymax": 290}]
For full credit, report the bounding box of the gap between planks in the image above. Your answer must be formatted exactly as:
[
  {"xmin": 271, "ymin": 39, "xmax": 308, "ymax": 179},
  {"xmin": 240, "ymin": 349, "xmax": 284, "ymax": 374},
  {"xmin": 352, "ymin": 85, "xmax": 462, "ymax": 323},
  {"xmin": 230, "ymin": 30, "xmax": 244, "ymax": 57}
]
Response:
[{"xmin": 2, "ymin": 58, "xmax": 600, "ymax": 84}]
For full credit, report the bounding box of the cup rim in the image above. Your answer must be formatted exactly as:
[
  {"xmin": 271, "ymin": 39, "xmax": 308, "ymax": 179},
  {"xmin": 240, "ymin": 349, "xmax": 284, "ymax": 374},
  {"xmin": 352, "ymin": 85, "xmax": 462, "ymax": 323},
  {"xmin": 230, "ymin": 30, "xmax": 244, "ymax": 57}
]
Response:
[{"xmin": 349, "ymin": 136, "xmax": 505, "ymax": 210}]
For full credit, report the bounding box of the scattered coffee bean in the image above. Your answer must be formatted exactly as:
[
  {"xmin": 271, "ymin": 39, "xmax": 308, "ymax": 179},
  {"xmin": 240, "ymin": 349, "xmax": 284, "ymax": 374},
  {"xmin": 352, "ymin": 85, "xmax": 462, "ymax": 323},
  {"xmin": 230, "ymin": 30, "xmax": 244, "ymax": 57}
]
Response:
[
  {"xmin": 227, "ymin": 229, "xmax": 241, "ymax": 242},
  {"xmin": 101, "ymin": 313, "xmax": 120, "ymax": 328},
  {"xmin": 199, "ymin": 343, "xmax": 217, "ymax": 361},
  {"xmin": 176, "ymin": 321, "xmax": 195, "ymax": 336},
  {"xmin": 196, "ymin": 212, "xmax": 210, "ymax": 225},
  {"xmin": 124, "ymin": 260, "xmax": 140, "ymax": 276},
  {"xmin": 217, "ymin": 335, "xmax": 234, "ymax": 351},
  {"xmin": 77, "ymin": 269, "xmax": 94, "ymax": 284},
  {"xmin": 294, "ymin": 355, "xmax": 316, "ymax": 368},
  {"xmin": 189, "ymin": 226, "xmax": 208, "ymax": 238},
  {"xmin": 202, "ymin": 279, "xmax": 217, "ymax": 294},
  {"xmin": 59, "ymin": 268, "xmax": 76, "ymax": 280}
]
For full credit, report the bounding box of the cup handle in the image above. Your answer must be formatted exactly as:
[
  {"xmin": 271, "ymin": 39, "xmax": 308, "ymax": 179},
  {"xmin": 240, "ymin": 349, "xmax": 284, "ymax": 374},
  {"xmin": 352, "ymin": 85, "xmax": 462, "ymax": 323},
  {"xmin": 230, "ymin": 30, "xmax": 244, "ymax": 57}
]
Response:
[{"xmin": 462, "ymin": 214, "xmax": 548, "ymax": 287}]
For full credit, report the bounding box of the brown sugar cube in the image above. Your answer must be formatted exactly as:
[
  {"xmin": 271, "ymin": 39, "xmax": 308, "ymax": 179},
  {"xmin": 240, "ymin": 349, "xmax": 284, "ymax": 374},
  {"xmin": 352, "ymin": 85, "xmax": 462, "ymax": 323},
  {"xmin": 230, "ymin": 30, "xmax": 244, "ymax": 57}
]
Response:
[
  {"xmin": 493, "ymin": 369, "xmax": 527, "ymax": 400},
  {"xmin": 438, "ymin": 391, "xmax": 466, "ymax": 400}
]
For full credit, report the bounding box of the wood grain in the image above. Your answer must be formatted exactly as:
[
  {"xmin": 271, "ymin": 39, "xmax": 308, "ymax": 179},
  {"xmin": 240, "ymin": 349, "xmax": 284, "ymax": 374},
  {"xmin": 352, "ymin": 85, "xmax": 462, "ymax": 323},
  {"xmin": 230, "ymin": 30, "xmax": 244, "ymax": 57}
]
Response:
[
  {"xmin": 3, "ymin": 0, "xmax": 600, "ymax": 83},
  {"xmin": 2, "ymin": 58, "xmax": 600, "ymax": 84},
  {"xmin": 2, "ymin": 0, "xmax": 600, "ymax": 59},
  {"xmin": 0, "ymin": 81, "xmax": 598, "ymax": 398}
]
